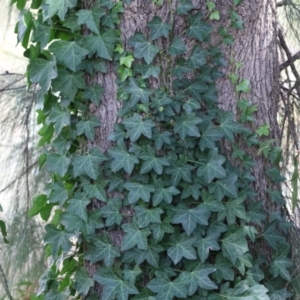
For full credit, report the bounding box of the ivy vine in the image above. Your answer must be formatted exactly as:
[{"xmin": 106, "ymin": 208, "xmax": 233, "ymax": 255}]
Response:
[{"xmin": 12, "ymin": 0, "xmax": 293, "ymax": 299}]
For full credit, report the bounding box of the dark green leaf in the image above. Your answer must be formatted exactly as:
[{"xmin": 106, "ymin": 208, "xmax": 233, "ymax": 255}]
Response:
[
  {"xmin": 66, "ymin": 195, "xmax": 90, "ymax": 221},
  {"xmin": 45, "ymin": 0, "xmax": 77, "ymax": 20},
  {"xmin": 135, "ymin": 206, "xmax": 163, "ymax": 227},
  {"xmin": 174, "ymin": 114, "xmax": 202, "ymax": 139},
  {"xmin": 124, "ymin": 78, "xmax": 152, "ymax": 104},
  {"xmin": 46, "ymin": 153, "xmax": 70, "ymax": 177},
  {"xmin": 48, "ymin": 106, "xmax": 70, "ymax": 134},
  {"xmin": 177, "ymin": 0, "xmax": 194, "ymax": 14},
  {"xmin": 83, "ymin": 84, "xmax": 103, "ymax": 105},
  {"xmin": 210, "ymin": 173, "xmax": 238, "ymax": 201},
  {"xmin": 147, "ymin": 16, "xmax": 171, "ymax": 40},
  {"xmin": 101, "ymin": 199, "xmax": 123, "ymax": 226},
  {"xmin": 188, "ymin": 46, "xmax": 207, "ymax": 68},
  {"xmin": 165, "ymin": 161, "xmax": 195, "ymax": 185},
  {"xmin": 153, "ymin": 185, "xmax": 180, "ymax": 206},
  {"xmin": 197, "ymin": 231, "xmax": 220, "ymax": 262},
  {"xmin": 167, "ymin": 37, "xmax": 186, "ymax": 56},
  {"xmin": 124, "ymin": 182, "xmax": 155, "ymax": 204},
  {"xmin": 187, "ymin": 14, "xmax": 212, "ymax": 41},
  {"xmin": 76, "ymin": 116, "xmax": 101, "ymax": 140},
  {"xmin": 76, "ymin": 7, "xmax": 105, "ymax": 34},
  {"xmin": 75, "ymin": 268, "xmax": 94, "ymax": 296}
]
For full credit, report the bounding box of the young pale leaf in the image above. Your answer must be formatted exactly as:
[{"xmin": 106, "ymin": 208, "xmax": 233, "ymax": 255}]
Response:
[
  {"xmin": 85, "ymin": 30, "xmax": 119, "ymax": 60},
  {"xmin": 85, "ymin": 234, "xmax": 120, "ymax": 266},
  {"xmin": 29, "ymin": 58, "xmax": 57, "ymax": 92},
  {"xmin": 46, "ymin": 153, "xmax": 71, "ymax": 177},
  {"xmin": 72, "ymin": 147, "xmax": 107, "ymax": 180},
  {"xmin": 121, "ymin": 223, "xmax": 151, "ymax": 251},
  {"xmin": 177, "ymin": 0, "xmax": 194, "ymax": 14},
  {"xmin": 123, "ymin": 114, "xmax": 155, "ymax": 142},
  {"xmin": 76, "ymin": 7, "xmax": 105, "ymax": 34},
  {"xmin": 147, "ymin": 277, "xmax": 188, "ymax": 300},
  {"xmin": 174, "ymin": 114, "xmax": 202, "ymax": 140},
  {"xmin": 45, "ymin": 0, "xmax": 77, "ymax": 20},
  {"xmin": 179, "ymin": 266, "xmax": 218, "ymax": 295},
  {"xmin": 124, "ymin": 182, "xmax": 155, "ymax": 204},
  {"xmin": 129, "ymin": 33, "xmax": 159, "ymax": 64},
  {"xmin": 167, "ymin": 234, "xmax": 197, "ymax": 264},
  {"xmin": 44, "ymin": 224, "xmax": 72, "ymax": 257},
  {"xmin": 221, "ymin": 229, "xmax": 248, "ymax": 264},
  {"xmin": 48, "ymin": 41, "xmax": 89, "ymax": 71},
  {"xmin": 74, "ymin": 268, "xmax": 94, "ymax": 296},
  {"xmin": 172, "ymin": 204, "xmax": 210, "ymax": 236},
  {"xmin": 167, "ymin": 37, "xmax": 186, "ymax": 56},
  {"xmin": 94, "ymin": 267, "xmax": 139, "ymax": 300},
  {"xmin": 52, "ymin": 69, "xmax": 85, "ymax": 101},
  {"xmin": 147, "ymin": 16, "xmax": 172, "ymax": 40},
  {"xmin": 76, "ymin": 116, "xmax": 101, "ymax": 141},
  {"xmin": 108, "ymin": 146, "xmax": 139, "ymax": 174}
]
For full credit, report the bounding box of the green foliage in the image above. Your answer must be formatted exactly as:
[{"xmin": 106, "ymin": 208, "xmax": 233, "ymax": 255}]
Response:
[{"xmin": 13, "ymin": 0, "xmax": 292, "ymax": 299}]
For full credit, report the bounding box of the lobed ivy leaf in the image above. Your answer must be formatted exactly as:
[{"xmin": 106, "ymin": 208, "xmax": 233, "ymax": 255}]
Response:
[
  {"xmin": 45, "ymin": 0, "xmax": 77, "ymax": 20},
  {"xmin": 72, "ymin": 147, "xmax": 107, "ymax": 180},
  {"xmin": 108, "ymin": 146, "xmax": 139, "ymax": 174},
  {"xmin": 139, "ymin": 145, "xmax": 170, "ymax": 175},
  {"xmin": 174, "ymin": 114, "xmax": 202, "ymax": 140},
  {"xmin": 32, "ymin": 23, "xmax": 52, "ymax": 48},
  {"xmin": 74, "ymin": 268, "xmax": 94, "ymax": 296},
  {"xmin": 135, "ymin": 206, "xmax": 163, "ymax": 228},
  {"xmin": 48, "ymin": 106, "xmax": 70, "ymax": 135},
  {"xmin": 121, "ymin": 223, "xmax": 151, "ymax": 251},
  {"xmin": 135, "ymin": 64, "xmax": 161, "ymax": 79},
  {"xmin": 94, "ymin": 267, "xmax": 138, "ymax": 300},
  {"xmin": 48, "ymin": 41, "xmax": 89, "ymax": 71},
  {"xmin": 187, "ymin": 14, "xmax": 212, "ymax": 41},
  {"xmin": 172, "ymin": 204, "xmax": 210, "ymax": 236},
  {"xmin": 124, "ymin": 78, "xmax": 152, "ymax": 104},
  {"xmin": 188, "ymin": 46, "xmax": 207, "ymax": 68},
  {"xmin": 44, "ymin": 224, "xmax": 72, "ymax": 257},
  {"xmin": 66, "ymin": 195, "xmax": 90, "ymax": 222},
  {"xmin": 167, "ymin": 234, "xmax": 197, "ymax": 264},
  {"xmin": 76, "ymin": 116, "xmax": 101, "ymax": 141},
  {"xmin": 147, "ymin": 277, "xmax": 188, "ymax": 300},
  {"xmin": 150, "ymin": 218, "xmax": 174, "ymax": 241},
  {"xmin": 123, "ymin": 114, "xmax": 155, "ymax": 142},
  {"xmin": 179, "ymin": 266, "xmax": 218, "ymax": 295},
  {"xmin": 52, "ymin": 69, "xmax": 85, "ymax": 101},
  {"xmin": 85, "ymin": 234, "xmax": 120, "ymax": 266},
  {"xmin": 199, "ymin": 121, "xmax": 224, "ymax": 151},
  {"xmin": 76, "ymin": 7, "xmax": 105, "ymax": 34},
  {"xmin": 153, "ymin": 130, "xmax": 172, "ymax": 150},
  {"xmin": 210, "ymin": 173, "xmax": 238, "ymax": 201},
  {"xmin": 212, "ymin": 254, "xmax": 234, "ymax": 282},
  {"xmin": 123, "ymin": 265, "xmax": 142, "ymax": 285},
  {"xmin": 101, "ymin": 199, "xmax": 123, "ymax": 226},
  {"xmin": 135, "ymin": 244, "xmax": 164, "ymax": 268},
  {"xmin": 218, "ymin": 111, "xmax": 245, "ymax": 141},
  {"xmin": 48, "ymin": 183, "xmax": 69, "ymax": 206},
  {"xmin": 167, "ymin": 37, "xmax": 186, "ymax": 56},
  {"xmin": 131, "ymin": 288, "xmax": 156, "ymax": 300},
  {"xmin": 177, "ymin": 0, "xmax": 194, "ymax": 14},
  {"xmin": 165, "ymin": 161, "xmax": 195, "ymax": 186},
  {"xmin": 270, "ymin": 255, "xmax": 292, "ymax": 281},
  {"xmin": 129, "ymin": 32, "xmax": 159, "ymax": 64},
  {"xmin": 153, "ymin": 185, "xmax": 180, "ymax": 206},
  {"xmin": 83, "ymin": 181, "xmax": 107, "ymax": 202},
  {"xmin": 83, "ymin": 84, "xmax": 103, "ymax": 105},
  {"xmin": 29, "ymin": 58, "xmax": 57, "ymax": 92},
  {"xmin": 124, "ymin": 182, "xmax": 155, "ymax": 204},
  {"xmin": 85, "ymin": 30, "xmax": 119, "ymax": 60},
  {"xmin": 263, "ymin": 222, "xmax": 287, "ymax": 250},
  {"xmin": 196, "ymin": 232, "xmax": 220, "ymax": 262},
  {"xmin": 147, "ymin": 16, "xmax": 172, "ymax": 40},
  {"xmin": 46, "ymin": 153, "xmax": 71, "ymax": 177}
]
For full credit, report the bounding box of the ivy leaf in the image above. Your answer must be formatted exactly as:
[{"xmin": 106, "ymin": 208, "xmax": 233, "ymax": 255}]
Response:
[
  {"xmin": 197, "ymin": 149, "xmax": 226, "ymax": 183},
  {"xmin": 83, "ymin": 84, "xmax": 103, "ymax": 105},
  {"xmin": 44, "ymin": 291, "xmax": 66, "ymax": 300},
  {"xmin": 165, "ymin": 161, "xmax": 195, "ymax": 185},
  {"xmin": 101, "ymin": 199, "xmax": 123, "ymax": 226},
  {"xmin": 45, "ymin": 0, "xmax": 77, "ymax": 20},
  {"xmin": 108, "ymin": 146, "xmax": 139, "ymax": 174},
  {"xmin": 85, "ymin": 30, "xmax": 119, "ymax": 60},
  {"xmin": 123, "ymin": 265, "xmax": 142, "ymax": 285},
  {"xmin": 153, "ymin": 130, "xmax": 172, "ymax": 150},
  {"xmin": 167, "ymin": 234, "xmax": 197, "ymax": 264},
  {"xmin": 167, "ymin": 37, "xmax": 186, "ymax": 56},
  {"xmin": 188, "ymin": 46, "xmax": 207, "ymax": 68},
  {"xmin": 32, "ymin": 23, "xmax": 52, "ymax": 48},
  {"xmin": 131, "ymin": 289, "xmax": 156, "ymax": 300},
  {"xmin": 172, "ymin": 204, "xmax": 210, "ymax": 236},
  {"xmin": 48, "ymin": 106, "xmax": 70, "ymax": 135},
  {"xmin": 174, "ymin": 114, "xmax": 202, "ymax": 140},
  {"xmin": 187, "ymin": 14, "xmax": 212, "ymax": 41},
  {"xmin": 46, "ymin": 153, "xmax": 71, "ymax": 177},
  {"xmin": 135, "ymin": 245, "xmax": 164, "ymax": 267},
  {"xmin": 199, "ymin": 121, "xmax": 224, "ymax": 151},
  {"xmin": 221, "ymin": 228, "xmax": 249, "ymax": 264},
  {"xmin": 213, "ymin": 254, "xmax": 234, "ymax": 282},
  {"xmin": 150, "ymin": 218, "xmax": 174, "ymax": 241},
  {"xmin": 147, "ymin": 277, "xmax": 188, "ymax": 300},
  {"xmin": 123, "ymin": 114, "xmax": 155, "ymax": 142},
  {"xmin": 179, "ymin": 266, "xmax": 218, "ymax": 295},
  {"xmin": 147, "ymin": 16, "xmax": 172, "ymax": 40},
  {"xmin": 129, "ymin": 32, "xmax": 159, "ymax": 64},
  {"xmin": 218, "ymin": 112, "xmax": 244, "ymax": 141},
  {"xmin": 74, "ymin": 268, "xmax": 94, "ymax": 296},
  {"xmin": 48, "ymin": 183, "xmax": 69, "ymax": 206},
  {"xmin": 52, "ymin": 69, "xmax": 85, "ymax": 101},
  {"xmin": 124, "ymin": 182, "xmax": 155, "ymax": 204},
  {"xmin": 85, "ymin": 234, "xmax": 120, "ymax": 266},
  {"xmin": 66, "ymin": 195, "xmax": 90, "ymax": 221},
  {"xmin": 44, "ymin": 224, "xmax": 72, "ymax": 257},
  {"xmin": 153, "ymin": 185, "xmax": 180, "ymax": 206},
  {"xmin": 83, "ymin": 181, "xmax": 107, "ymax": 202},
  {"xmin": 270, "ymin": 255, "xmax": 292, "ymax": 281},
  {"xmin": 121, "ymin": 223, "xmax": 151, "ymax": 251},
  {"xmin": 76, "ymin": 7, "xmax": 105, "ymax": 34},
  {"xmin": 181, "ymin": 183, "xmax": 201, "ymax": 200},
  {"xmin": 135, "ymin": 64, "xmax": 161, "ymax": 79},
  {"xmin": 29, "ymin": 58, "xmax": 57, "ymax": 92},
  {"xmin": 135, "ymin": 206, "xmax": 163, "ymax": 228},
  {"xmin": 263, "ymin": 222, "xmax": 287, "ymax": 250},
  {"xmin": 76, "ymin": 116, "xmax": 101, "ymax": 141},
  {"xmin": 210, "ymin": 173, "xmax": 238, "ymax": 201},
  {"xmin": 247, "ymin": 201, "xmax": 266, "ymax": 226},
  {"xmin": 124, "ymin": 78, "xmax": 152, "ymax": 104},
  {"xmin": 139, "ymin": 145, "xmax": 170, "ymax": 175},
  {"xmin": 94, "ymin": 267, "xmax": 139, "ymax": 300},
  {"xmin": 48, "ymin": 41, "xmax": 89, "ymax": 71},
  {"xmin": 177, "ymin": 0, "xmax": 194, "ymax": 14},
  {"xmin": 196, "ymin": 232, "xmax": 220, "ymax": 262},
  {"xmin": 72, "ymin": 147, "xmax": 107, "ymax": 180}
]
